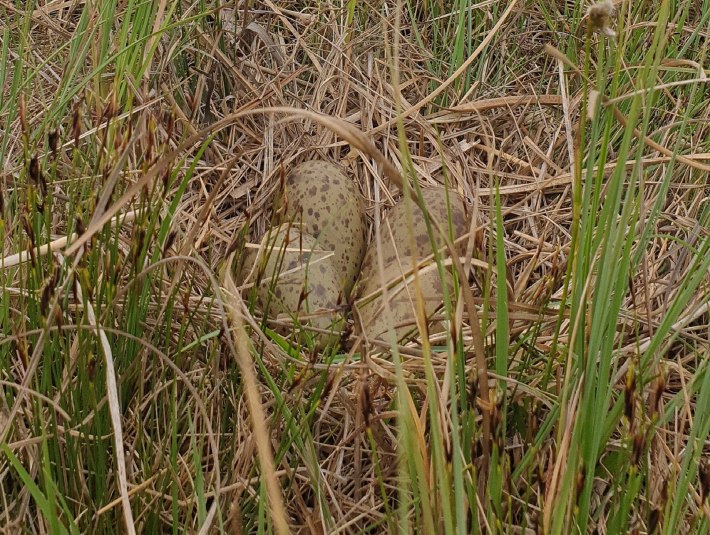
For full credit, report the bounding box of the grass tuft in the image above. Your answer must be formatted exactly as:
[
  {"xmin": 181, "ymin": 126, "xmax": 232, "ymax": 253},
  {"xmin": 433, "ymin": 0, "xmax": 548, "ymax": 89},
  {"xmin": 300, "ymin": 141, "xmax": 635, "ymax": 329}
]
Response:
[{"xmin": 1, "ymin": 0, "xmax": 708, "ymax": 532}]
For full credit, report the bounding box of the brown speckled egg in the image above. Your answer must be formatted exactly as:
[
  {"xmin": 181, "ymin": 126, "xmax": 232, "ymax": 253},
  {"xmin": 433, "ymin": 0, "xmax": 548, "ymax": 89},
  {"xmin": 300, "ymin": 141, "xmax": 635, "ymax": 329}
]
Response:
[
  {"xmin": 355, "ymin": 256, "xmax": 454, "ymax": 343},
  {"xmin": 359, "ymin": 187, "xmax": 468, "ymax": 287},
  {"xmin": 282, "ymin": 160, "xmax": 367, "ymax": 298},
  {"xmin": 244, "ymin": 225, "xmax": 345, "ymax": 349}
]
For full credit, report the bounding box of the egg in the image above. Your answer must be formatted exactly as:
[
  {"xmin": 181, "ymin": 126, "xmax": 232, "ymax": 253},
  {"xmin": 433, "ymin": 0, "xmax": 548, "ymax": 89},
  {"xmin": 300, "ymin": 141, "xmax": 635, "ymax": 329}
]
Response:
[
  {"xmin": 243, "ymin": 225, "xmax": 345, "ymax": 348},
  {"xmin": 355, "ymin": 256, "xmax": 455, "ymax": 342},
  {"xmin": 355, "ymin": 186, "xmax": 469, "ymax": 343},
  {"xmin": 281, "ymin": 160, "xmax": 367, "ymax": 298},
  {"xmin": 358, "ymin": 187, "xmax": 468, "ymax": 286}
]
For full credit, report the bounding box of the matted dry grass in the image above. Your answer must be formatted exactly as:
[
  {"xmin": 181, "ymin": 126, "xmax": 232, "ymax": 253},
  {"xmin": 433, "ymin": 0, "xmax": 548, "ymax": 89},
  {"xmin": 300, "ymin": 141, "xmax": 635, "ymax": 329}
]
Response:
[{"xmin": 1, "ymin": 0, "xmax": 709, "ymax": 533}]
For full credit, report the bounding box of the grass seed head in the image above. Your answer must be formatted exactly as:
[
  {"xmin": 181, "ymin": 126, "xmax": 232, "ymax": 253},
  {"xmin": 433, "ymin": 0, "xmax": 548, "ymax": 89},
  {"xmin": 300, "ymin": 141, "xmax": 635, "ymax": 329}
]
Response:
[
  {"xmin": 700, "ymin": 459, "xmax": 710, "ymax": 502},
  {"xmin": 587, "ymin": 0, "xmax": 616, "ymax": 37},
  {"xmin": 48, "ymin": 129, "xmax": 59, "ymax": 157}
]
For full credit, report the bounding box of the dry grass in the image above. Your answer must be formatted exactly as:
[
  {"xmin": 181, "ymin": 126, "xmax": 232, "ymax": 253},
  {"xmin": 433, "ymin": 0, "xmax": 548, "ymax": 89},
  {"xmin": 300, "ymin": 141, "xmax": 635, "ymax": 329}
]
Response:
[{"xmin": 1, "ymin": 0, "xmax": 709, "ymax": 533}]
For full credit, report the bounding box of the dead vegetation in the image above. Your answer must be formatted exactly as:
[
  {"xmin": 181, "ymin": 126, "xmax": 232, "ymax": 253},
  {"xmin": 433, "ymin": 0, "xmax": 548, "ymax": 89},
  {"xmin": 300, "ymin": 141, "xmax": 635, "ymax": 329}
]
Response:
[{"xmin": 0, "ymin": 0, "xmax": 709, "ymax": 533}]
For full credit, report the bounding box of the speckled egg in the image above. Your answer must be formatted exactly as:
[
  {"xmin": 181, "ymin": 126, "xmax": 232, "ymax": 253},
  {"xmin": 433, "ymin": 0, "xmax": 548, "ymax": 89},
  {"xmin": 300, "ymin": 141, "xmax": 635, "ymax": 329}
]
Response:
[
  {"xmin": 281, "ymin": 160, "xmax": 367, "ymax": 298},
  {"xmin": 355, "ymin": 256, "xmax": 454, "ymax": 343},
  {"xmin": 358, "ymin": 187, "xmax": 468, "ymax": 287},
  {"xmin": 244, "ymin": 225, "xmax": 345, "ymax": 348}
]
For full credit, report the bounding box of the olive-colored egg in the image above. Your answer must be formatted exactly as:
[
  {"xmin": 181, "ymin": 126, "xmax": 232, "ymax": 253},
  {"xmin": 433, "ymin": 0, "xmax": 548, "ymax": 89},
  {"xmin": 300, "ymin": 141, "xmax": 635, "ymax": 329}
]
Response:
[
  {"xmin": 355, "ymin": 256, "xmax": 454, "ymax": 343},
  {"xmin": 282, "ymin": 160, "xmax": 367, "ymax": 297},
  {"xmin": 359, "ymin": 186, "xmax": 468, "ymax": 291},
  {"xmin": 244, "ymin": 225, "xmax": 345, "ymax": 348},
  {"xmin": 354, "ymin": 187, "xmax": 468, "ymax": 343}
]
